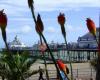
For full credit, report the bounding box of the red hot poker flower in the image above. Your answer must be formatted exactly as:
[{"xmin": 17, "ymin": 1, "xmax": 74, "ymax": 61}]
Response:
[
  {"xmin": 86, "ymin": 18, "xmax": 96, "ymax": 36},
  {"xmin": 0, "ymin": 9, "xmax": 7, "ymax": 30},
  {"xmin": 58, "ymin": 13, "xmax": 66, "ymax": 38},
  {"xmin": 36, "ymin": 14, "xmax": 44, "ymax": 35},
  {"xmin": 0, "ymin": 9, "xmax": 7, "ymax": 42},
  {"xmin": 57, "ymin": 60, "xmax": 68, "ymax": 75},
  {"xmin": 58, "ymin": 13, "xmax": 65, "ymax": 26}
]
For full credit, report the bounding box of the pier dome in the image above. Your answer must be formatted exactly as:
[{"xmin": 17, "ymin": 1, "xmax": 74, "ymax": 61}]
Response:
[{"xmin": 8, "ymin": 35, "xmax": 26, "ymax": 48}]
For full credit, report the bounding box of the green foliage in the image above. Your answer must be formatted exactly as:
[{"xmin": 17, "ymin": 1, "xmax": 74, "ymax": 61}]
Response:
[{"xmin": 0, "ymin": 51, "xmax": 40, "ymax": 80}]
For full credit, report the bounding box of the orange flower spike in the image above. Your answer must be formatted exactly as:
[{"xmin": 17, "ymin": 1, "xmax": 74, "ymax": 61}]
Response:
[
  {"xmin": 0, "ymin": 9, "xmax": 7, "ymax": 42},
  {"xmin": 86, "ymin": 18, "xmax": 96, "ymax": 36},
  {"xmin": 36, "ymin": 14, "xmax": 44, "ymax": 35},
  {"xmin": 58, "ymin": 13, "xmax": 66, "ymax": 38},
  {"xmin": 57, "ymin": 60, "xmax": 67, "ymax": 74}
]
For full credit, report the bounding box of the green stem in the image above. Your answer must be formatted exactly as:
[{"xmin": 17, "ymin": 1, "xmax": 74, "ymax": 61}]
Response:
[
  {"xmin": 30, "ymin": 7, "xmax": 37, "ymax": 24},
  {"xmin": 43, "ymin": 54, "xmax": 49, "ymax": 80},
  {"xmin": 29, "ymin": 5, "xmax": 63, "ymax": 80},
  {"xmin": 64, "ymin": 37, "xmax": 73, "ymax": 80},
  {"xmin": 30, "ymin": 5, "xmax": 51, "ymax": 80},
  {"xmin": 94, "ymin": 35, "xmax": 100, "ymax": 80},
  {"xmin": 29, "ymin": 4, "xmax": 67, "ymax": 80},
  {"xmin": 40, "ymin": 33, "xmax": 63, "ymax": 80},
  {"xmin": 40, "ymin": 35, "xmax": 42, "ymax": 44},
  {"xmin": 40, "ymin": 35, "xmax": 49, "ymax": 80},
  {"xmin": 94, "ymin": 35, "xmax": 99, "ymax": 45}
]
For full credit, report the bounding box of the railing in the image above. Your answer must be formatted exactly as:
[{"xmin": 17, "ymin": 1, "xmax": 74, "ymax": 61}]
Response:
[
  {"xmin": 43, "ymin": 49, "xmax": 98, "ymax": 62},
  {"xmin": 0, "ymin": 48, "xmax": 98, "ymax": 62}
]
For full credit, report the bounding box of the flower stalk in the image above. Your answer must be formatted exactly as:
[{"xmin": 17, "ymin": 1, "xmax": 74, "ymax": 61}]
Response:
[
  {"xmin": 58, "ymin": 13, "xmax": 73, "ymax": 80},
  {"xmin": 0, "ymin": 9, "xmax": 25, "ymax": 80},
  {"xmin": 86, "ymin": 18, "xmax": 100, "ymax": 80},
  {"xmin": 64, "ymin": 37, "xmax": 73, "ymax": 80},
  {"xmin": 39, "ymin": 37, "xmax": 49, "ymax": 80},
  {"xmin": 40, "ymin": 33, "xmax": 63, "ymax": 80},
  {"xmin": 28, "ymin": 0, "xmax": 63, "ymax": 79}
]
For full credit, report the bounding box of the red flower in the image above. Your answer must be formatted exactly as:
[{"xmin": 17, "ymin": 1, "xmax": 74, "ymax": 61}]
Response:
[
  {"xmin": 0, "ymin": 9, "xmax": 7, "ymax": 30},
  {"xmin": 0, "ymin": 9, "xmax": 7, "ymax": 42},
  {"xmin": 36, "ymin": 14, "xmax": 44, "ymax": 35},
  {"xmin": 58, "ymin": 13, "xmax": 65, "ymax": 26},
  {"xmin": 58, "ymin": 13, "xmax": 66, "ymax": 38},
  {"xmin": 57, "ymin": 60, "xmax": 69, "ymax": 75},
  {"xmin": 86, "ymin": 18, "xmax": 96, "ymax": 36}
]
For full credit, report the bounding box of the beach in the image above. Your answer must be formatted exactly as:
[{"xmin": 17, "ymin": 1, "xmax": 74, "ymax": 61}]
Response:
[{"xmin": 26, "ymin": 62, "xmax": 96, "ymax": 80}]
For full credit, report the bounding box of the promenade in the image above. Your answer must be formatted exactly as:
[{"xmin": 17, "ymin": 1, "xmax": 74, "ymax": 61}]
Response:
[{"xmin": 26, "ymin": 62, "xmax": 96, "ymax": 80}]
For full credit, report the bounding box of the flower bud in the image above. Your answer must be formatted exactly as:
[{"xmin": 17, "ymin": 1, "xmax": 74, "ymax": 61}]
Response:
[
  {"xmin": 35, "ymin": 14, "xmax": 44, "ymax": 35},
  {"xmin": 0, "ymin": 9, "xmax": 7, "ymax": 42},
  {"xmin": 58, "ymin": 13, "xmax": 65, "ymax": 26},
  {"xmin": 86, "ymin": 18, "xmax": 96, "ymax": 36},
  {"xmin": 0, "ymin": 9, "xmax": 7, "ymax": 30},
  {"xmin": 58, "ymin": 13, "xmax": 66, "ymax": 38},
  {"xmin": 28, "ymin": 0, "xmax": 33, "ymax": 8}
]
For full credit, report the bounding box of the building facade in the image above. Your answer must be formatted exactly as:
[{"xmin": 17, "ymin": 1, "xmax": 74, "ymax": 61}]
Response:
[{"xmin": 77, "ymin": 28, "xmax": 99, "ymax": 48}]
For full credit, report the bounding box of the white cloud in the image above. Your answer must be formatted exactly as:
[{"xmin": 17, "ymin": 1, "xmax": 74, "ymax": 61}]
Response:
[
  {"xmin": 34, "ymin": 0, "xmax": 100, "ymax": 11},
  {"xmin": 6, "ymin": 25, "xmax": 32, "ymax": 34},
  {"xmin": 0, "ymin": 0, "xmax": 100, "ymax": 14},
  {"xmin": 45, "ymin": 25, "xmax": 87, "ymax": 34},
  {"xmin": 22, "ymin": 25, "xmax": 32, "ymax": 33},
  {"xmin": 0, "ymin": 0, "xmax": 99, "ymax": 23},
  {"xmin": 9, "ymin": 18, "xmax": 33, "ymax": 21},
  {"xmin": 45, "ymin": 27, "xmax": 60, "ymax": 33},
  {"xmin": 66, "ymin": 24, "xmax": 87, "ymax": 32}
]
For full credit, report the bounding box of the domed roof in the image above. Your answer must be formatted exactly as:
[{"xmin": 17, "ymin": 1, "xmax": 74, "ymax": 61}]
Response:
[
  {"xmin": 11, "ymin": 36, "xmax": 22, "ymax": 45},
  {"xmin": 8, "ymin": 35, "xmax": 26, "ymax": 48},
  {"xmin": 79, "ymin": 28, "xmax": 99, "ymax": 39}
]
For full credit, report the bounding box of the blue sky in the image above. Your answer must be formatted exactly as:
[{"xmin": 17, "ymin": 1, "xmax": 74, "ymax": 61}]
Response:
[{"xmin": 0, "ymin": 0, "xmax": 100, "ymax": 48}]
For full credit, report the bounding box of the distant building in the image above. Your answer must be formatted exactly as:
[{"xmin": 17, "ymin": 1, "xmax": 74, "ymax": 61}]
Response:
[
  {"xmin": 67, "ymin": 42, "xmax": 78, "ymax": 49},
  {"xmin": 77, "ymin": 28, "xmax": 99, "ymax": 48},
  {"xmin": 49, "ymin": 41, "xmax": 58, "ymax": 49},
  {"xmin": 33, "ymin": 41, "xmax": 39, "ymax": 50},
  {"xmin": 8, "ymin": 35, "xmax": 27, "ymax": 49},
  {"xmin": 33, "ymin": 41, "xmax": 58, "ymax": 50}
]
